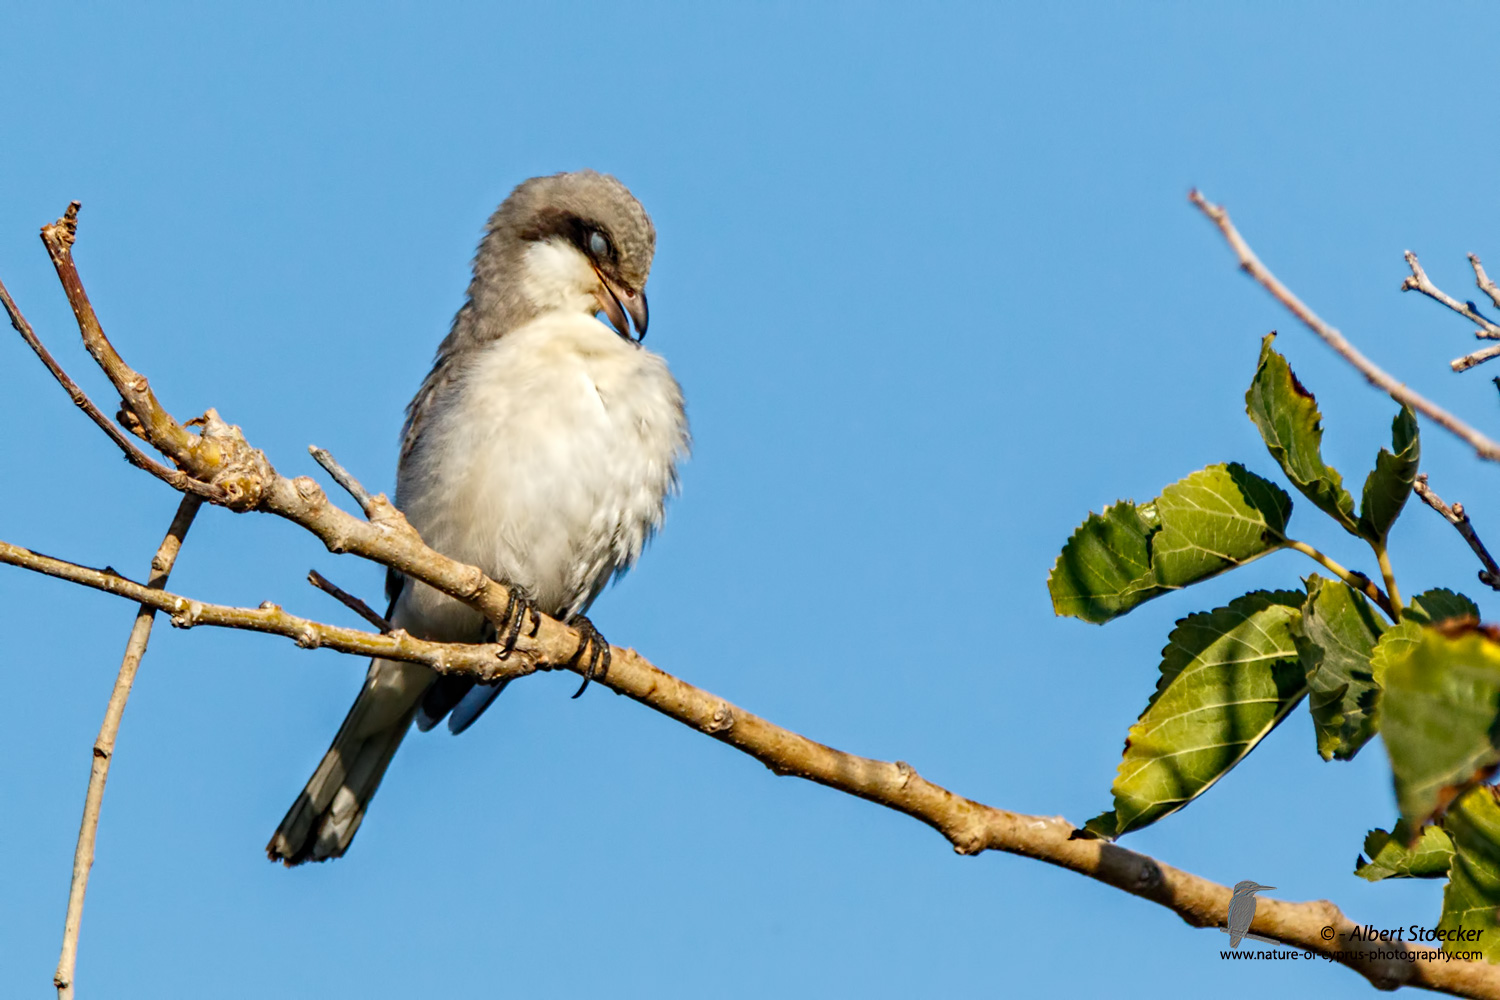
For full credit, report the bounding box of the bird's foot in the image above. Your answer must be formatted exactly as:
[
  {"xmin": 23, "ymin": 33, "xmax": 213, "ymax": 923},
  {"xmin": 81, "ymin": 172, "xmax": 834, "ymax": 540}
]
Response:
[
  {"xmin": 565, "ymin": 614, "xmax": 611, "ymax": 699},
  {"xmin": 494, "ymin": 587, "xmax": 540, "ymax": 657}
]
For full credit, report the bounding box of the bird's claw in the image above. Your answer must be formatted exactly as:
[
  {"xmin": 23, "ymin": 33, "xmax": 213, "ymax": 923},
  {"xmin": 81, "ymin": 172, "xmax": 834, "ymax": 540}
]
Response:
[
  {"xmin": 496, "ymin": 587, "xmax": 540, "ymax": 657},
  {"xmin": 566, "ymin": 614, "xmax": 611, "ymax": 699}
]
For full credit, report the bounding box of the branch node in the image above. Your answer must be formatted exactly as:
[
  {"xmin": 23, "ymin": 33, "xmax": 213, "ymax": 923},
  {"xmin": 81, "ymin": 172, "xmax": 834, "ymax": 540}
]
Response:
[{"xmin": 705, "ymin": 701, "xmax": 735, "ymax": 733}]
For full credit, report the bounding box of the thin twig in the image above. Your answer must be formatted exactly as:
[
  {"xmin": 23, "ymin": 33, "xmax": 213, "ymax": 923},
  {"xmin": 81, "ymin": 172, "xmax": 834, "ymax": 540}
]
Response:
[
  {"xmin": 39, "ymin": 203, "xmax": 210, "ymax": 471},
  {"xmin": 308, "ymin": 445, "xmax": 376, "ymax": 516},
  {"xmin": 1190, "ymin": 190, "xmax": 1500, "ymax": 464},
  {"xmin": 1401, "ymin": 250, "xmax": 1500, "ymax": 340},
  {"xmin": 53, "ymin": 494, "xmax": 202, "ymax": 999},
  {"xmin": 0, "ymin": 538, "xmax": 526, "ymax": 682},
  {"xmin": 1413, "ymin": 474, "xmax": 1500, "ymax": 592},
  {"xmin": 1454, "ymin": 342, "xmax": 1500, "ymax": 373},
  {"xmin": 1471, "ymin": 254, "xmax": 1500, "ymax": 310},
  {"xmin": 308, "ymin": 569, "xmax": 392, "ymax": 631},
  {"xmin": 0, "ymin": 277, "xmax": 221, "ymax": 500}
]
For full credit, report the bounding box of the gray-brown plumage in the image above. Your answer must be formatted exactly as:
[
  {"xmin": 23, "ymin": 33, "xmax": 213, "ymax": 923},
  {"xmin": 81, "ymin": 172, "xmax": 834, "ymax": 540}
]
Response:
[
  {"xmin": 268, "ymin": 171, "xmax": 688, "ymax": 865},
  {"xmin": 1227, "ymin": 880, "xmax": 1274, "ymax": 947}
]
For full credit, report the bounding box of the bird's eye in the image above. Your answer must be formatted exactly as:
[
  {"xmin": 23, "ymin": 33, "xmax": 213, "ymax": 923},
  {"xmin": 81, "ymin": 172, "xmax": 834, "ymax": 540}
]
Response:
[{"xmin": 588, "ymin": 230, "xmax": 610, "ymax": 258}]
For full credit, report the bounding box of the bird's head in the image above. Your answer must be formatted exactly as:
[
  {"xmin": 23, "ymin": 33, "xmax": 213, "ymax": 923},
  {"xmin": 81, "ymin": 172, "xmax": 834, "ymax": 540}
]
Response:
[
  {"xmin": 1232, "ymin": 880, "xmax": 1275, "ymax": 897},
  {"xmin": 476, "ymin": 169, "xmax": 654, "ymax": 341}
]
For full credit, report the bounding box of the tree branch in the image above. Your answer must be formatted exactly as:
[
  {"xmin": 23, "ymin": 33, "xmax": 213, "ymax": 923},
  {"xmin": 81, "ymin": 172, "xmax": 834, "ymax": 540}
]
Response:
[
  {"xmin": 0, "ymin": 276, "xmax": 221, "ymax": 500},
  {"xmin": 1470, "ymin": 254, "xmax": 1500, "ymax": 311},
  {"xmin": 0, "ymin": 539, "xmax": 535, "ymax": 683},
  {"xmin": 1189, "ymin": 190, "xmax": 1500, "ymax": 463},
  {"xmin": 308, "ymin": 569, "xmax": 392, "ymax": 631},
  {"xmin": 1413, "ymin": 474, "xmax": 1500, "ymax": 592},
  {"xmin": 1401, "ymin": 250, "xmax": 1500, "ymax": 340},
  {"xmin": 53, "ymin": 494, "xmax": 201, "ymax": 999},
  {"xmin": 11, "ymin": 200, "xmax": 1500, "ymax": 997}
]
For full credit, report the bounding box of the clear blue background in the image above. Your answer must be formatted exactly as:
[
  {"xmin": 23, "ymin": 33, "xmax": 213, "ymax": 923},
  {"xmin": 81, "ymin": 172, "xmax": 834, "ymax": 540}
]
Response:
[{"xmin": 4, "ymin": 4, "xmax": 1499, "ymax": 996}]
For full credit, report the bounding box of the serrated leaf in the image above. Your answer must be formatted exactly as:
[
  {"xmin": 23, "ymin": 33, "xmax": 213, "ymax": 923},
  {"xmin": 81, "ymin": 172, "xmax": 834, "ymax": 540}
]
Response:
[
  {"xmin": 1407, "ymin": 589, "xmax": 1481, "ymax": 626},
  {"xmin": 1048, "ymin": 501, "xmax": 1166, "ymax": 624},
  {"xmin": 1293, "ymin": 575, "xmax": 1385, "ymax": 762},
  {"xmin": 1355, "ymin": 820, "xmax": 1453, "ymax": 881},
  {"xmin": 1084, "ymin": 591, "xmax": 1307, "ymax": 839},
  {"xmin": 1439, "ymin": 787, "xmax": 1500, "ymax": 960},
  {"xmin": 1246, "ymin": 333, "xmax": 1358, "ymax": 535},
  {"xmin": 1049, "ymin": 464, "xmax": 1290, "ymax": 624},
  {"xmin": 1358, "ymin": 407, "xmax": 1420, "ymax": 544},
  {"xmin": 1150, "ymin": 463, "xmax": 1292, "ymax": 587},
  {"xmin": 1382, "ymin": 624, "xmax": 1500, "ymax": 829}
]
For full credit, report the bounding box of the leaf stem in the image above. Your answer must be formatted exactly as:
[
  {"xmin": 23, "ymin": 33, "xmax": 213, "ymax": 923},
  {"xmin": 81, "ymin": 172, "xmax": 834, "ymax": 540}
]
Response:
[
  {"xmin": 1372, "ymin": 541, "xmax": 1404, "ymax": 621},
  {"xmin": 1283, "ymin": 538, "xmax": 1395, "ymax": 619}
]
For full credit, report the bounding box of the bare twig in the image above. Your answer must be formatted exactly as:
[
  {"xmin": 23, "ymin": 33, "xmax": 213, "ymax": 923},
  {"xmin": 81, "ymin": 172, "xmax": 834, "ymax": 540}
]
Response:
[
  {"xmin": 0, "ymin": 277, "xmax": 222, "ymax": 500},
  {"xmin": 53, "ymin": 494, "xmax": 201, "ymax": 999},
  {"xmin": 1413, "ymin": 474, "xmax": 1500, "ymax": 592},
  {"xmin": 1402, "ymin": 250, "xmax": 1500, "ymax": 340},
  {"xmin": 1190, "ymin": 190, "xmax": 1500, "ymax": 464},
  {"xmin": 309, "ymin": 445, "xmax": 375, "ymax": 516},
  {"xmin": 0, "ymin": 539, "xmax": 531, "ymax": 683},
  {"xmin": 13, "ymin": 201, "xmax": 1500, "ymax": 997},
  {"xmin": 1454, "ymin": 342, "xmax": 1500, "ymax": 373},
  {"xmin": 308, "ymin": 569, "xmax": 392, "ymax": 631},
  {"xmin": 39, "ymin": 204, "xmax": 211, "ymax": 473},
  {"xmin": 1472, "ymin": 254, "xmax": 1500, "ymax": 311}
]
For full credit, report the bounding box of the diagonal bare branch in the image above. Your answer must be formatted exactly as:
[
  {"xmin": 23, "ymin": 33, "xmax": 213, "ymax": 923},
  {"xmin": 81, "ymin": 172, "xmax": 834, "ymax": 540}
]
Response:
[
  {"xmin": 1189, "ymin": 190, "xmax": 1500, "ymax": 463},
  {"xmin": 53, "ymin": 494, "xmax": 202, "ymax": 999},
  {"xmin": 1413, "ymin": 474, "xmax": 1500, "ymax": 592},
  {"xmin": 1402, "ymin": 250, "xmax": 1500, "ymax": 341}
]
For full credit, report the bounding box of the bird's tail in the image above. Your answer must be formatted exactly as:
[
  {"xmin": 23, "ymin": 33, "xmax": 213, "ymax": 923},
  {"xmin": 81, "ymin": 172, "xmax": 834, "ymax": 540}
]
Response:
[{"xmin": 267, "ymin": 658, "xmax": 433, "ymax": 865}]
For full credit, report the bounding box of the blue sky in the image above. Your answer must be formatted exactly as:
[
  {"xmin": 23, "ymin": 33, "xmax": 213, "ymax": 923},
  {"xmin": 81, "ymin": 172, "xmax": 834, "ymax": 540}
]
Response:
[{"xmin": 5, "ymin": 3, "xmax": 1500, "ymax": 997}]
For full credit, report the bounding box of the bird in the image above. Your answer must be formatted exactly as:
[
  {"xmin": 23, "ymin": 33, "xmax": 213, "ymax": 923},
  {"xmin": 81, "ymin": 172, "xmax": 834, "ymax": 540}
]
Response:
[
  {"xmin": 267, "ymin": 170, "xmax": 689, "ymax": 865},
  {"xmin": 1227, "ymin": 880, "xmax": 1275, "ymax": 947}
]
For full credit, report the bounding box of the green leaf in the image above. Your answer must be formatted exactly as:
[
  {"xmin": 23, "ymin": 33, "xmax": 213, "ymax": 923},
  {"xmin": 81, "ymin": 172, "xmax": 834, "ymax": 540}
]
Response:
[
  {"xmin": 1049, "ymin": 464, "xmax": 1290, "ymax": 624},
  {"xmin": 1407, "ymin": 589, "xmax": 1481, "ymax": 626},
  {"xmin": 1439, "ymin": 787, "xmax": 1500, "ymax": 960},
  {"xmin": 1048, "ymin": 501, "xmax": 1166, "ymax": 624},
  {"xmin": 1372, "ymin": 592, "xmax": 1478, "ymax": 692},
  {"xmin": 1382, "ymin": 624, "xmax": 1500, "ymax": 829},
  {"xmin": 1355, "ymin": 820, "xmax": 1454, "ymax": 881},
  {"xmin": 1150, "ymin": 464, "xmax": 1292, "ymax": 587},
  {"xmin": 1245, "ymin": 333, "xmax": 1358, "ymax": 535},
  {"xmin": 1292, "ymin": 575, "xmax": 1385, "ymax": 762},
  {"xmin": 1084, "ymin": 591, "xmax": 1307, "ymax": 839},
  {"xmin": 1358, "ymin": 407, "xmax": 1420, "ymax": 544}
]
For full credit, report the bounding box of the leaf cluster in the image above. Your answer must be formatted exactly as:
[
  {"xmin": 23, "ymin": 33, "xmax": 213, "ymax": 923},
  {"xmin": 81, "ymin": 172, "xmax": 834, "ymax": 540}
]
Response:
[{"xmin": 1050, "ymin": 334, "xmax": 1500, "ymax": 957}]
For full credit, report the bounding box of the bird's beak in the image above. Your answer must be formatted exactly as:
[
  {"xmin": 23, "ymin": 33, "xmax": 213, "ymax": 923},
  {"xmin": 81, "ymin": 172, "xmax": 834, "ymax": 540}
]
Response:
[
  {"xmin": 593, "ymin": 268, "xmax": 649, "ymax": 341},
  {"xmin": 1254, "ymin": 885, "xmax": 1276, "ymax": 892}
]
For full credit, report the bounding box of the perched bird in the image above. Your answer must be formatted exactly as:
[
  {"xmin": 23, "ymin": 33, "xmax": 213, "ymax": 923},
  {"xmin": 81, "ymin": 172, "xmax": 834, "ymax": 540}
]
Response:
[
  {"xmin": 1227, "ymin": 880, "xmax": 1275, "ymax": 947},
  {"xmin": 267, "ymin": 170, "xmax": 689, "ymax": 865}
]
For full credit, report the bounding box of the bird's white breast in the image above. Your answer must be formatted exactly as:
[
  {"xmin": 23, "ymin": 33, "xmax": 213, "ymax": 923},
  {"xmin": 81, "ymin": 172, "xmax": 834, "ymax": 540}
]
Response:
[{"xmin": 395, "ymin": 313, "xmax": 687, "ymax": 639}]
